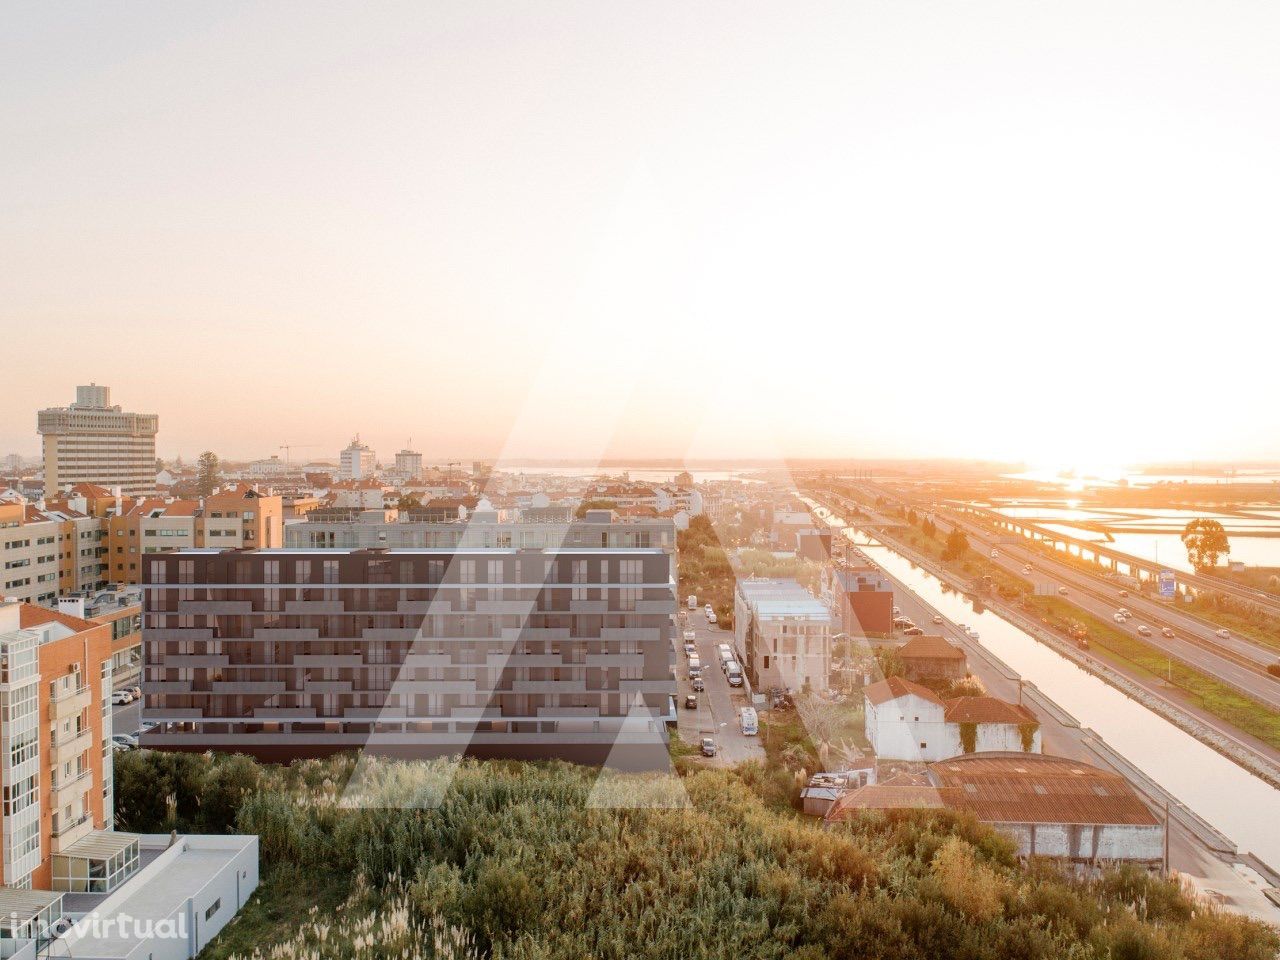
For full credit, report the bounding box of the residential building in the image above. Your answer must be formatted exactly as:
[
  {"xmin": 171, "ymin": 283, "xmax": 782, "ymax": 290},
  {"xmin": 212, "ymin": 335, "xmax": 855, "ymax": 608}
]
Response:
[
  {"xmin": 393, "ymin": 448, "xmax": 423, "ymax": 479},
  {"xmin": 734, "ymin": 578, "xmax": 831, "ymax": 694},
  {"xmin": 37, "ymin": 385, "xmax": 159, "ymax": 498},
  {"xmin": 141, "ymin": 546, "xmax": 677, "ymax": 766},
  {"xmin": 825, "ymin": 564, "xmax": 893, "ymax": 636},
  {"xmin": 896, "ymin": 634, "xmax": 968, "ymax": 682},
  {"xmin": 0, "ymin": 600, "xmax": 114, "ymax": 891},
  {"xmin": 198, "ymin": 483, "xmax": 283, "ymax": 551},
  {"xmin": 339, "ymin": 436, "xmax": 377, "ymax": 480},
  {"xmin": 863, "ymin": 676, "xmax": 1040, "ymax": 761}
]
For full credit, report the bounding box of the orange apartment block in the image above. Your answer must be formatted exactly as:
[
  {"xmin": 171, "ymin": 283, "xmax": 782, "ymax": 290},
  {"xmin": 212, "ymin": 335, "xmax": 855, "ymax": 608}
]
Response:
[{"xmin": 0, "ymin": 600, "xmax": 119, "ymax": 892}]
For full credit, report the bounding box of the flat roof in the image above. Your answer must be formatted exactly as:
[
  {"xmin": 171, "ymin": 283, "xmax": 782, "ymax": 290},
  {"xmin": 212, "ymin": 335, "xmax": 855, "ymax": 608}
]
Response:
[{"xmin": 738, "ymin": 579, "xmax": 830, "ymax": 619}]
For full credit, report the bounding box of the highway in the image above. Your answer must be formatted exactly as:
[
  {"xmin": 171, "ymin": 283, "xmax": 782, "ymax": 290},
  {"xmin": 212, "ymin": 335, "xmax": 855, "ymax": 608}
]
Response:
[
  {"xmin": 839, "ymin": 486, "xmax": 1280, "ymax": 713},
  {"xmin": 815, "ymin": 506, "xmax": 1280, "ymax": 923}
]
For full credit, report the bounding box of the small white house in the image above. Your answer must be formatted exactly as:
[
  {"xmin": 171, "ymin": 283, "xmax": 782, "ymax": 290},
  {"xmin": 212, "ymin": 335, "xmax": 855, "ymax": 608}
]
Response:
[{"xmin": 864, "ymin": 677, "xmax": 1040, "ymax": 762}]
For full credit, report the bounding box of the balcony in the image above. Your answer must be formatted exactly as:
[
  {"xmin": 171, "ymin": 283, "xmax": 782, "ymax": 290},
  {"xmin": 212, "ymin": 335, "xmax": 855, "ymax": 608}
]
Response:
[
  {"xmin": 50, "ymin": 729, "xmax": 93, "ymax": 766},
  {"xmin": 50, "ymin": 769, "xmax": 92, "ymax": 808},
  {"xmin": 50, "ymin": 686, "xmax": 92, "ymax": 721},
  {"xmin": 50, "ymin": 813, "xmax": 93, "ymax": 853}
]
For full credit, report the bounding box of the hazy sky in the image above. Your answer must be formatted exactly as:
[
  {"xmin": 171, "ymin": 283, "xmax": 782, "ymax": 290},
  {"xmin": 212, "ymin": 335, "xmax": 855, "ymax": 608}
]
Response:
[{"xmin": 3, "ymin": 2, "xmax": 1278, "ymax": 469}]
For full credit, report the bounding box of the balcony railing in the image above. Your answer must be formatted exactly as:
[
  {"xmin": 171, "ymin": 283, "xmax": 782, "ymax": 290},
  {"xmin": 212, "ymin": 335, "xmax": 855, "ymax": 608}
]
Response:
[{"xmin": 51, "ymin": 812, "xmax": 89, "ymax": 838}]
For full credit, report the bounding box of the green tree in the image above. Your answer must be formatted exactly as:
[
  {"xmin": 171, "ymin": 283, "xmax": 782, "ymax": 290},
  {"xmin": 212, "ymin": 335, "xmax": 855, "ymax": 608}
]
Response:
[
  {"xmin": 941, "ymin": 528, "xmax": 969, "ymax": 561},
  {"xmin": 196, "ymin": 450, "xmax": 221, "ymax": 497},
  {"xmin": 1182, "ymin": 518, "xmax": 1230, "ymax": 571},
  {"xmin": 574, "ymin": 499, "xmax": 618, "ymax": 518}
]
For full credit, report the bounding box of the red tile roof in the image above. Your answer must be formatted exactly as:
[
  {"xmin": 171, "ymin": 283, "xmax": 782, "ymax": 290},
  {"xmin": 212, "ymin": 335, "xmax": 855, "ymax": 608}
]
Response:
[
  {"xmin": 825, "ymin": 784, "xmax": 948, "ymax": 820},
  {"xmin": 19, "ymin": 604, "xmax": 96, "ymax": 633},
  {"xmin": 943, "ymin": 696, "xmax": 1037, "ymax": 725},
  {"xmin": 928, "ymin": 753, "xmax": 1159, "ymax": 827},
  {"xmin": 863, "ymin": 675, "xmax": 943, "ymax": 706},
  {"xmin": 898, "ymin": 635, "xmax": 965, "ymax": 661}
]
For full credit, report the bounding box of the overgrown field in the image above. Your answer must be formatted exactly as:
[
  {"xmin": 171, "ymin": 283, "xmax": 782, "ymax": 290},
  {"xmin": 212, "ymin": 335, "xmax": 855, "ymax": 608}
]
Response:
[{"xmin": 110, "ymin": 751, "xmax": 1279, "ymax": 960}]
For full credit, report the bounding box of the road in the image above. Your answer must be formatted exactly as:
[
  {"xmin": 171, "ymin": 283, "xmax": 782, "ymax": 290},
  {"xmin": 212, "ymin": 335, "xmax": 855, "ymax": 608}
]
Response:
[
  {"xmin": 839, "ymin": 486, "xmax": 1280, "ymax": 712},
  {"xmin": 674, "ymin": 608, "xmax": 764, "ymax": 766},
  {"xmin": 823, "ymin": 519, "xmax": 1280, "ymax": 923},
  {"xmin": 929, "ymin": 506, "xmax": 1280, "ymax": 710}
]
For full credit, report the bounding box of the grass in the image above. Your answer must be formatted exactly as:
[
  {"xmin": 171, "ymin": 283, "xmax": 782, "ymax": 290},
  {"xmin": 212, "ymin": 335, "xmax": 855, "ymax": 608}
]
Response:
[
  {"xmin": 199, "ymin": 864, "xmax": 349, "ymax": 960},
  {"xmin": 826, "ymin": 486, "xmax": 1280, "ymax": 754},
  {"xmin": 1026, "ymin": 596, "xmax": 1280, "ymax": 751}
]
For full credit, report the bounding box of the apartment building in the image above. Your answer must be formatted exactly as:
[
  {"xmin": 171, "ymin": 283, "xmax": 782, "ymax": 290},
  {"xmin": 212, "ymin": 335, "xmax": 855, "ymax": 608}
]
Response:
[
  {"xmin": 735, "ymin": 578, "xmax": 832, "ymax": 695},
  {"xmin": 0, "ymin": 600, "xmax": 116, "ymax": 892},
  {"xmin": 142, "ymin": 545, "xmax": 677, "ymax": 766},
  {"xmin": 339, "ymin": 436, "xmax": 377, "ymax": 480},
  {"xmin": 37, "ymin": 385, "xmax": 159, "ymax": 498},
  {"xmin": 1, "ymin": 491, "xmax": 110, "ymax": 606},
  {"xmin": 106, "ymin": 485, "xmax": 283, "ymax": 584},
  {"xmin": 287, "ymin": 507, "xmax": 675, "ymax": 558}
]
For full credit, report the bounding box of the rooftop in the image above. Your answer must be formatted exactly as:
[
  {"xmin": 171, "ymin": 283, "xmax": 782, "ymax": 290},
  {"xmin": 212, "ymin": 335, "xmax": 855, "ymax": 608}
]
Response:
[
  {"xmin": 897, "ymin": 634, "xmax": 966, "ymax": 661},
  {"xmin": 737, "ymin": 578, "xmax": 830, "ymax": 620},
  {"xmin": 863, "ymin": 675, "xmax": 943, "ymax": 706}
]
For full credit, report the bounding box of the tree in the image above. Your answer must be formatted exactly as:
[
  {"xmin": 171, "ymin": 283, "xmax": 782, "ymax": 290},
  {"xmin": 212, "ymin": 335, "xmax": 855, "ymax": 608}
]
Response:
[
  {"xmin": 574, "ymin": 499, "xmax": 617, "ymax": 518},
  {"xmin": 196, "ymin": 451, "xmax": 221, "ymax": 497},
  {"xmin": 941, "ymin": 528, "xmax": 969, "ymax": 561},
  {"xmin": 1181, "ymin": 518, "xmax": 1230, "ymax": 571}
]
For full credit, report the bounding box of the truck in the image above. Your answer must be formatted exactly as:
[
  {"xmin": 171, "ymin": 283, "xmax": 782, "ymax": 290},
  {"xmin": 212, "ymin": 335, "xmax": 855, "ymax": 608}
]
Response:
[{"xmin": 739, "ymin": 706, "xmax": 758, "ymax": 735}]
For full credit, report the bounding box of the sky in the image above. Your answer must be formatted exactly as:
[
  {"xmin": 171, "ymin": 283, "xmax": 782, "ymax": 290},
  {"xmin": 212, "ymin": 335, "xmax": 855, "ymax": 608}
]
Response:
[{"xmin": 2, "ymin": 1, "xmax": 1279, "ymax": 471}]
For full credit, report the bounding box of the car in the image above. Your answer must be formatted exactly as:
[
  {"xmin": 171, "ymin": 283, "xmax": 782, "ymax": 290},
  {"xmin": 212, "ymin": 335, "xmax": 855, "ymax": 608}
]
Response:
[
  {"xmin": 1058, "ymin": 586, "xmax": 1068, "ymax": 595},
  {"xmin": 990, "ymin": 549, "xmax": 999, "ymax": 559},
  {"xmin": 903, "ymin": 626, "xmax": 924, "ymax": 636},
  {"xmin": 1113, "ymin": 613, "xmax": 1127, "ymax": 623},
  {"xmin": 110, "ymin": 733, "xmax": 137, "ymax": 750},
  {"xmin": 110, "ymin": 690, "xmax": 133, "ymax": 705},
  {"xmin": 138, "ymin": 720, "xmax": 157, "ymax": 732},
  {"xmin": 683, "ymin": 630, "xmax": 696, "ymax": 642},
  {"xmin": 706, "ymin": 611, "xmax": 717, "ymax": 625},
  {"xmin": 931, "ymin": 615, "xmax": 944, "ymax": 625},
  {"xmin": 966, "ymin": 627, "xmax": 980, "ymax": 639},
  {"xmin": 1136, "ymin": 625, "xmax": 1152, "ymax": 637},
  {"xmin": 892, "ymin": 606, "xmax": 901, "ymax": 616},
  {"xmin": 691, "ymin": 676, "xmax": 705, "ymax": 692},
  {"xmin": 1022, "ymin": 564, "xmax": 1033, "ymax": 574},
  {"xmin": 1162, "ymin": 627, "xmax": 1175, "ymax": 639},
  {"xmin": 1119, "ymin": 590, "xmax": 1129, "ymax": 598},
  {"xmin": 128, "ymin": 685, "xmax": 142, "ymax": 699},
  {"xmin": 700, "ymin": 737, "xmax": 717, "ymax": 757},
  {"xmin": 1216, "ymin": 628, "xmax": 1231, "ymax": 639},
  {"xmin": 683, "ymin": 695, "xmax": 698, "ymax": 710},
  {"xmin": 704, "ymin": 604, "xmax": 714, "ymax": 617},
  {"xmin": 683, "ymin": 643, "xmax": 697, "ymax": 658}
]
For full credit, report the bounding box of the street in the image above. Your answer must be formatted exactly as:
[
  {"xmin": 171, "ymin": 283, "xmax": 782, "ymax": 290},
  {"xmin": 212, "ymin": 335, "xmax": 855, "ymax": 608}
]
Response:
[{"xmin": 674, "ymin": 606, "xmax": 764, "ymax": 766}]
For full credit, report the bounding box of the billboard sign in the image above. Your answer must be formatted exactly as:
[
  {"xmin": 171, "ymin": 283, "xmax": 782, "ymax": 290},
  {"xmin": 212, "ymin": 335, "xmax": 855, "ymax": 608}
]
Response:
[{"xmin": 1157, "ymin": 569, "xmax": 1177, "ymax": 598}]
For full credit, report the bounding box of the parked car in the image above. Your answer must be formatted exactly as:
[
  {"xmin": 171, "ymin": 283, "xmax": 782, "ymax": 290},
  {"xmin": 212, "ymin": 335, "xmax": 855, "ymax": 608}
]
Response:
[
  {"xmin": 1136, "ymin": 625, "xmax": 1152, "ymax": 637},
  {"xmin": 128, "ymin": 685, "xmax": 142, "ymax": 699},
  {"xmin": 683, "ymin": 643, "xmax": 697, "ymax": 658},
  {"xmin": 903, "ymin": 627, "xmax": 924, "ymax": 636},
  {"xmin": 110, "ymin": 690, "xmax": 133, "ymax": 705},
  {"xmin": 691, "ymin": 676, "xmax": 705, "ymax": 692},
  {"xmin": 138, "ymin": 720, "xmax": 157, "ymax": 732},
  {"xmin": 1161, "ymin": 627, "xmax": 1175, "ymax": 639},
  {"xmin": 683, "ymin": 630, "xmax": 696, "ymax": 642},
  {"xmin": 707, "ymin": 611, "xmax": 718, "ymax": 625},
  {"xmin": 683, "ymin": 695, "xmax": 698, "ymax": 710},
  {"xmin": 704, "ymin": 604, "xmax": 714, "ymax": 617},
  {"xmin": 700, "ymin": 737, "xmax": 717, "ymax": 757},
  {"xmin": 110, "ymin": 733, "xmax": 137, "ymax": 750}
]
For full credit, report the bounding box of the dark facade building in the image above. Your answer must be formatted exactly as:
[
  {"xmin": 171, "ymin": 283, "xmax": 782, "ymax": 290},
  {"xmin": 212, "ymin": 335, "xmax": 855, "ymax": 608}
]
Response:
[
  {"xmin": 830, "ymin": 565, "xmax": 894, "ymax": 636},
  {"xmin": 141, "ymin": 547, "xmax": 676, "ymax": 767}
]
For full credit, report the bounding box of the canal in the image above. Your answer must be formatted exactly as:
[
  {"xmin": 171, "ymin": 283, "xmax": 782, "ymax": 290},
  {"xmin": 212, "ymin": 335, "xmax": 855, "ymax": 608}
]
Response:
[{"xmin": 813, "ymin": 505, "xmax": 1280, "ymax": 870}]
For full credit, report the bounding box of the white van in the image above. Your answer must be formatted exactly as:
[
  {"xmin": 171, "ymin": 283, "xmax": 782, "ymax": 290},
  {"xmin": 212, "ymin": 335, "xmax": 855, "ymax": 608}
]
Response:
[
  {"xmin": 739, "ymin": 706, "xmax": 758, "ymax": 735},
  {"xmin": 717, "ymin": 643, "xmax": 733, "ymax": 664},
  {"xmin": 688, "ymin": 657, "xmax": 702, "ymax": 679},
  {"xmin": 725, "ymin": 662, "xmax": 744, "ymax": 687},
  {"xmin": 687, "ymin": 595, "xmax": 697, "ymax": 610}
]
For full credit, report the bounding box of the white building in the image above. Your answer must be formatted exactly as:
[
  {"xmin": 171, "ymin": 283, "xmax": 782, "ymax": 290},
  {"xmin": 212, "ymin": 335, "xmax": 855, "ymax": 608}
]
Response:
[
  {"xmin": 393, "ymin": 448, "xmax": 423, "ymax": 478},
  {"xmin": 735, "ymin": 578, "xmax": 831, "ymax": 694},
  {"xmin": 37, "ymin": 385, "xmax": 159, "ymax": 498},
  {"xmin": 863, "ymin": 676, "xmax": 1041, "ymax": 762},
  {"xmin": 339, "ymin": 436, "xmax": 377, "ymax": 480}
]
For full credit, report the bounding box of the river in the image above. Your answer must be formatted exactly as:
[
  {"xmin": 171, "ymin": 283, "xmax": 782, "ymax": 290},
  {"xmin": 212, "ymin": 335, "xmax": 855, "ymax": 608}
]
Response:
[{"xmin": 813, "ymin": 505, "xmax": 1280, "ymax": 869}]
